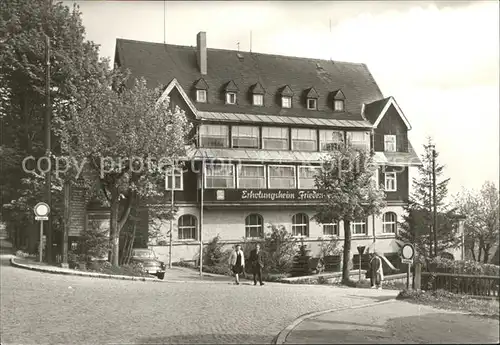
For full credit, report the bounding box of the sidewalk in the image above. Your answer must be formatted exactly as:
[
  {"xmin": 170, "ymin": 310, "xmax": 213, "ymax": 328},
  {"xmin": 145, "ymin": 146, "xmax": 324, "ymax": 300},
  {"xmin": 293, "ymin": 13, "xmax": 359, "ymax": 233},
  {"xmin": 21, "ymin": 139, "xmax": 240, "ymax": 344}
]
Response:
[{"xmin": 279, "ymin": 300, "xmax": 500, "ymax": 344}]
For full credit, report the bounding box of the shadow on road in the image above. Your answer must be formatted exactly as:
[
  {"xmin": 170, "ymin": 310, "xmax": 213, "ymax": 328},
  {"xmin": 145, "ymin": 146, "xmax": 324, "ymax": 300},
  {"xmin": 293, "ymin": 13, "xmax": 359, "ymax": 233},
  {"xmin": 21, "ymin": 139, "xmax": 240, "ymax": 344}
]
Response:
[
  {"xmin": 137, "ymin": 333, "xmax": 270, "ymax": 344},
  {"xmin": 345, "ymin": 294, "xmax": 396, "ymax": 303}
]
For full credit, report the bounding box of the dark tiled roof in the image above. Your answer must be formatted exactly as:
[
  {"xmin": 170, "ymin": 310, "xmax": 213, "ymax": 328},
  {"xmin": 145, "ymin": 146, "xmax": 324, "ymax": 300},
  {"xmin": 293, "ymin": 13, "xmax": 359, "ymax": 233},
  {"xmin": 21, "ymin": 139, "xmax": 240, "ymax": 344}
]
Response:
[
  {"xmin": 115, "ymin": 39, "xmax": 385, "ymax": 121},
  {"xmin": 364, "ymin": 97, "xmax": 390, "ymax": 124}
]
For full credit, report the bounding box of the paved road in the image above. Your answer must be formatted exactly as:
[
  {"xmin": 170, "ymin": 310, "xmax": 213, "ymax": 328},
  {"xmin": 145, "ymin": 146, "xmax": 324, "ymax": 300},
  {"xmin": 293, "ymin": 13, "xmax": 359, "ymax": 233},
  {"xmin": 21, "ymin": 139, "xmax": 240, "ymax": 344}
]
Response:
[
  {"xmin": 0, "ymin": 251, "xmax": 397, "ymax": 344},
  {"xmin": 286, "ymin": 301, "xmax": 500, "ymax": 344}
]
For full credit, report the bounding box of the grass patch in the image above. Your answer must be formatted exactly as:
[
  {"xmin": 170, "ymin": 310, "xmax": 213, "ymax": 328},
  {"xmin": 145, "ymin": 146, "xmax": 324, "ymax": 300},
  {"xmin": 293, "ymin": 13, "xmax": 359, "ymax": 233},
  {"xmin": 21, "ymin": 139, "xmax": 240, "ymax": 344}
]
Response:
[
  {"xmin": 84, "ymin": 261, "xmax": 152, "ymax": 278},
  {"xmin": 397, "ymin": 289, "xmax": 499, "ymax": 319}
]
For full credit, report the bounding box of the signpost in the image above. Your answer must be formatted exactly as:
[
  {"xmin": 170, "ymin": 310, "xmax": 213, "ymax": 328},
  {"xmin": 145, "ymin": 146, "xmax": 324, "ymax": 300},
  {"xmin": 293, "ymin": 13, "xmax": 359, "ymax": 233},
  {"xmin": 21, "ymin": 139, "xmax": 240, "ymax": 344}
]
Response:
[
  {"xmin": 34, "ymin": 202, "xmax": 50, "ymax": 263},
  {"xmin": 357, "ymin": 245, "xmax": 366, "ymax": 281},
  {"xmin": 400, "ymin": 243, "xmax": 415, "ymax": 289}
]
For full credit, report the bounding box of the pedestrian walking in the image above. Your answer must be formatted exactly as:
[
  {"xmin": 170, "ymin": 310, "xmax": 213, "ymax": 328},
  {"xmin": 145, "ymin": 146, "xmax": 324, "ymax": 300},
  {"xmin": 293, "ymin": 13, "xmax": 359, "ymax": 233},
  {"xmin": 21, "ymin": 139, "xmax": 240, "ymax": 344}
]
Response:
[
  {"xmin": 249, "ymin": 243, "xmax": 264, "ymax": 286},
  {"xmin": 229, "ymin": 244, "xmax": 245, "ymax": 285},
  {"xmin": 369, "ymin": 251, "xmax": 384, "ymax": 290}
]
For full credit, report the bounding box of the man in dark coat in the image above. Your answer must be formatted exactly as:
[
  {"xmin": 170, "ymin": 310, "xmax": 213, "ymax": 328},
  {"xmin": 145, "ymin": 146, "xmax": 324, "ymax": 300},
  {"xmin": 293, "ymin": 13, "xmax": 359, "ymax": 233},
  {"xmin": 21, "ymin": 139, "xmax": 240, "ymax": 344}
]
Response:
[{"xmin": 249, "ymin": 243, "xmax": 264, "ymax": 286}]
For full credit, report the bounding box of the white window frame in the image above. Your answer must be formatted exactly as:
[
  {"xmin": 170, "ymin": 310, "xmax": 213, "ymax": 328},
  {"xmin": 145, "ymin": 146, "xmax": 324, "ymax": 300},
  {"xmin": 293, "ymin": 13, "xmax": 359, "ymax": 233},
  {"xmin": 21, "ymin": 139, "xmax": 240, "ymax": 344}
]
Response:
[
  {"xmin": 262, "ymin": 127, "xmax": 289, "ymax": 150},
  {"xmin": 282, "ymin": 96, "xmax": 292, "ymax": 108},
  {"xmin": 384, "ymin": 172, "xmax": 397, "ymax": 192},
  {"xmin": 298, "ymin": 166, "xmax": 321, "ymax": 189},
  {"xmin": 245, "ymin": 214, "xmax": 264, "ymax": 238},
  {"xmin": 319, "ymin": 130, "xmax": 344, "ymax": 151},
  {"xmin": 204, "ymin": 163, "xmax": 235, "ymax": 189},
  {"xmin": 351, "ymin": 219, "xmax": 367, "ymax": 236},
  {"xmin": 334, "ymin": 99, "xmax": 344, "ymax": 111},
  {"xmin": 346, "ymin": 131, "xmax": 370, "ymax": 151},
  {"xmin": 384, "ymin": 135, "xmax": 397, "ymax": 152},
  {"xmin": 267, "ymin": 165, "xmax": 296, "ymax": 189},
  {"xmin": 382, "ymin": 212, "xmax": 397, "ymax": 234},
  {"xmin": 196, "ymin": 89, "xmax": 207, "ymax": 103},
  {"xmin": 178, "ymin": 214, "xmax": 197, "ymax": 240},
  {"xmin": 199, "ymin": 124, "xmax": 229, "ymax": 148},
  {"xmin": 292, "ymin": 213, "xmax": 309, "ymax": 237},
  {"xmin": 307, "ymin": 98, "xmax": 317, "ymax": 110},
  {"xmin": 237, "ymin": 164, "xmax": 267, "ymax": 189},
  {"xmin": 291, "ymin": 128, "xmax": 318, "ymax": 151},
  {"xmin": 231, "ymin": 125, "xmax": 260, "ymax": 148},
  {"xmin": 226, "ymin": 92, "xmax": 237, "ymax": 105},
  {"xmin": 322, "ymin": 222, "xmax": 339, "ymax": 236},
  {"xmin": 253, "ymin": 94, "xmax": 263, "ymax": 106},
  {"xmin": 165, "ymin": 167, "xmax": 183, "ymax": 191}
]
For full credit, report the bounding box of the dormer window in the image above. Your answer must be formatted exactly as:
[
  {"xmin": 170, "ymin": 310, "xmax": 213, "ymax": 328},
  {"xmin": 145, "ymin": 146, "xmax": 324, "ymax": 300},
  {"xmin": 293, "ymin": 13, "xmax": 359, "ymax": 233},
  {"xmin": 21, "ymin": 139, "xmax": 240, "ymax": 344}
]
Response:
[
  {"xmin": 282, "ymin": 96, "xmax": 292, "ymax": 108},
  {"xmin": 334, "ymin": 100, "xmax": 344, "ymax": 111},
  {"xmin": 194, "ymin": 78, "xmax": 209, "ymax": 103},
  {"xmin": 224, "ymin": 80, "xmax": 239, "ymax": 105},
  {"xmin": 280, "ymin": 85, "xmax": 294, "ymax": 109},
  {"xmin": 253, "ymin": 94, "xmax": 263, "ymax": 106},
  {"xmin": 306, "ymin": 87, "xmax": 319, "ymax": 110},
  {"xmin": 332, "ymin": 89, "xmax": 346, "ymax": 112},
  {"xmin": 226, "ymin": 92, "xmax": 236, "ymax": 104},
  {"xmin": 196, "ymin": 90, "xmax": 207, "ymax": 103}
]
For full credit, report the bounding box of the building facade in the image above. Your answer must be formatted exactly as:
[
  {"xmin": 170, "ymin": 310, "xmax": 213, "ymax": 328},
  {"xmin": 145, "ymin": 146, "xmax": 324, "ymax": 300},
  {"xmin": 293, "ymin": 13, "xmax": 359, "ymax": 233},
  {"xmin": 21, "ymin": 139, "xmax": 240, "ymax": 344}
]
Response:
[{"xmin": 114, "ymin": 32, "xmax": 422, "ymax": 264}]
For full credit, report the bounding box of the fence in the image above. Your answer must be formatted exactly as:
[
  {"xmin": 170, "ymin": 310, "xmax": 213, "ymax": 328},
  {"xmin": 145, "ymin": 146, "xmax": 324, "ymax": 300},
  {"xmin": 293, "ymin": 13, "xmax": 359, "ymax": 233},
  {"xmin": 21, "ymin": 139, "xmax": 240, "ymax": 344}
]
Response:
[{"xmin": 421, "ymin": 272, "xmax": 500, "ymax": 297}]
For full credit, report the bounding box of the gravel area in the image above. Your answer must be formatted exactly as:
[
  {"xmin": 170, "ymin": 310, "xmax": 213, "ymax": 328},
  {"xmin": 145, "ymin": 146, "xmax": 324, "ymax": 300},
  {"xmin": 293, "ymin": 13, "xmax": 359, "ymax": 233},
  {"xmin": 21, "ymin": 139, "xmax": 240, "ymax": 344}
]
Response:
[{"xmin": 1, "ymin": 253, "xmax": 397, "ymax": 344}]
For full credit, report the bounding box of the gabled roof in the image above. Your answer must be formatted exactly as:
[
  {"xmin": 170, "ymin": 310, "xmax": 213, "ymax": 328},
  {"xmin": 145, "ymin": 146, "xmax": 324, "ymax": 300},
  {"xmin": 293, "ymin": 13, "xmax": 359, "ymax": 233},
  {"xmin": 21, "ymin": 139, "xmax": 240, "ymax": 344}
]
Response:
[
  {"xmin": 157, "ymin": 78, "xmax": 198, "ymax": 116},
  {"xmin": 364, "ymin": 96, "xmax": 412, "ymax": 130},
  {"xmin": 114, "ymin": 39, "xmax": 385, "ymax": 120},
  {"xmin": 251, "ymin": 82, "xmax": 265, "ymax": 94},
  {"xmin": 280, "ymin": 85, "xmax": 294, "ymax": 97},
  {"xmin": 306, "ymin": 87, "xmax": 319, "ymax": 98},
  {"xmin": 194, "ymin": 78, "xmax": 209, "ymax": 90},
  {"xmin": 224, "ymin": 80, "xmax": 239, "ymax": 92},
  {"xmin": 332, "ymin": 89, "xmax": 345, "ymax": 100}
]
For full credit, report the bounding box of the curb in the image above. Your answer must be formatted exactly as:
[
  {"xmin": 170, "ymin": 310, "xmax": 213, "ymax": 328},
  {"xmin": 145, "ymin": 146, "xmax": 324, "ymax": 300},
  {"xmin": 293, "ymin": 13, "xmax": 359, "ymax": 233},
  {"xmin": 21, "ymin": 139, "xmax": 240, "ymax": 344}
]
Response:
[
  {"xmin": 10, "ymin": 257, "xmax": 162, "ymax": 283},
  {"xmin": 272, "ymin": 299, "xmax": 396, "ymax": 344}
]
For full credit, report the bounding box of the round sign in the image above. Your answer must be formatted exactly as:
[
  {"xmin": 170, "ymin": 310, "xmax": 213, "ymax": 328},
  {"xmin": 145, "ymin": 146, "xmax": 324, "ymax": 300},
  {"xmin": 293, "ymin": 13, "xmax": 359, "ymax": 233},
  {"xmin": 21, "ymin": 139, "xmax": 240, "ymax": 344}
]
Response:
[
  {"xmin": 401, "ymin": 244, "xmax": 415, "ymax": 260},
  {"xmin": 34, "ymin": 202, "xmax": 50, "ymax": 217}
]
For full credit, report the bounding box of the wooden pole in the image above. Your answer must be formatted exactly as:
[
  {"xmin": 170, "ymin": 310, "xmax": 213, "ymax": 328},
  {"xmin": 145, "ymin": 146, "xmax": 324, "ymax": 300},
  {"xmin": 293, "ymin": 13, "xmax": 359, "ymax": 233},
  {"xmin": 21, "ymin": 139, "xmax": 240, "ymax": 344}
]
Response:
[
  {"xmin": 39, "ymin": 221, "xmax": 44, "ymax": 263},
  {"xmin": 61, "ymin": 181, "xmax": 70, "ymax": 268},
  {"xmin": 406, "ymin": 262, "xmax": 410, "ymax": 289},
  {"xmin": 415, "ymin": 263, "xmax": 421, "ymax": 290},
  {"xmin": 358, "ymin": 254, "xmax": 362, "ymax": 281}
]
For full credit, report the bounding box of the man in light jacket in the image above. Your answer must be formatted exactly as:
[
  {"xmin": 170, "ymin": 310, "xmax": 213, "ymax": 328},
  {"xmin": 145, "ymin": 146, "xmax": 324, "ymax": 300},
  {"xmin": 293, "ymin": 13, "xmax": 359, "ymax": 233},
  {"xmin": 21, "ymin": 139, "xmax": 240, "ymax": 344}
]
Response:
[{"xmin": 228, "ymin": 244, "xmax": 245, "ymax": 285}]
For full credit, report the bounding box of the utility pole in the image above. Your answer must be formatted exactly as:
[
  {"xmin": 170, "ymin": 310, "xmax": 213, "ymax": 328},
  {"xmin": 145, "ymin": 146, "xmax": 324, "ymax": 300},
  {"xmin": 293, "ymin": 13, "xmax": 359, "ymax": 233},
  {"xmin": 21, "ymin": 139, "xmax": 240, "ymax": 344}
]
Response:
[
  {"xmin": 45, "ymin": 33, "xmax": 52, "ymax": 264},
  {"xmin": 432, "ymin": 146, "xmax": 438, "ymax": 257}
]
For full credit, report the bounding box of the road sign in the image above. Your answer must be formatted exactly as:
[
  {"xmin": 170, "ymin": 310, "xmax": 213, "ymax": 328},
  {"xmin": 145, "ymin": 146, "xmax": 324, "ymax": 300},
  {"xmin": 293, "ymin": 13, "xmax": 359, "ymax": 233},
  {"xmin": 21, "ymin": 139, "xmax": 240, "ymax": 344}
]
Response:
[
  {"xmin": 402, "ymin": 258, "xmax": 413, "ymax": 264},
  {"xmin": 401, "ymin": 243, "xmax": 415, "ymax": 260},
  {"xmin": 34, "ymin": 202, "xmax": 50, "ymax": 217},
  {"xmin": 35, "ymin": 216, "xmax": 49, "ymax": 221}
]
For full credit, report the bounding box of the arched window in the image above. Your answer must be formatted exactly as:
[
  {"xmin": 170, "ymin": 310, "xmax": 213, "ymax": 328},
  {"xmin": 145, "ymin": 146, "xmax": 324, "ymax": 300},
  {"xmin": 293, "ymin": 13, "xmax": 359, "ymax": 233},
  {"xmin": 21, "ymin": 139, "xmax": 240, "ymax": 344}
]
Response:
[
  {"xmin": 178, "ymin": 214, "xmax": 197, "ymax": 240},
  {"xmin": 292, "ymin": 213, "xmax": 309, "ymax": 237},
  {"xmin": 382, "ymin": 212, "xmax": 397, "ymax": 233},
  {"xmin": 245, "ymin": 214, "xmax": 263, "ymax": 238}
]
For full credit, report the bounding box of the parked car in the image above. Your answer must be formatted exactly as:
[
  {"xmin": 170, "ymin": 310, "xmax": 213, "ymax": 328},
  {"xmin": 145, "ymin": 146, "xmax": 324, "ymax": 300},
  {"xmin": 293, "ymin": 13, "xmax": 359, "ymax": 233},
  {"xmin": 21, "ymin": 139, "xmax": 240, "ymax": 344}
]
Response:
[{"xmin": 129, "ymin": 248, "xmax": 166, "ymax": 279}]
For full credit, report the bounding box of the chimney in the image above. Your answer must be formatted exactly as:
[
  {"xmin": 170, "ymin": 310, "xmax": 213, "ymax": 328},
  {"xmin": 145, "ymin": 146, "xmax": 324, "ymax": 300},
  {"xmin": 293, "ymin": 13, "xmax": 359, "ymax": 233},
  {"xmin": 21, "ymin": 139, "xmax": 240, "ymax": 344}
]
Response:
[{"xmin": 197, "ymin": 32, "xmax": 207, "ymax": 75}]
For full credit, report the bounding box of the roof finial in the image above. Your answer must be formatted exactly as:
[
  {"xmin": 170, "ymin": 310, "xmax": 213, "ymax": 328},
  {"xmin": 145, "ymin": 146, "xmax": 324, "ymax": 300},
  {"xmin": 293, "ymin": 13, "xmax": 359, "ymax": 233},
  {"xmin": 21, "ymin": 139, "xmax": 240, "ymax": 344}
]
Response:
[{"xmin": 237, "ymin": 41, "xmax": 240, "ymax": 52}]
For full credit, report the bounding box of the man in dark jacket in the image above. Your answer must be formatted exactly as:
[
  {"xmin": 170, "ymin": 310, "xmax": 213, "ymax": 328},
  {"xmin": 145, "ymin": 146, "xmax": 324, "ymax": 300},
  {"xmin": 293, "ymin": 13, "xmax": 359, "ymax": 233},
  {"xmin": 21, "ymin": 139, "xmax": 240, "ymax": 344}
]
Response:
[{"xmin": 249, "ymin": 243, "xmax": 264, "ymax": 286}]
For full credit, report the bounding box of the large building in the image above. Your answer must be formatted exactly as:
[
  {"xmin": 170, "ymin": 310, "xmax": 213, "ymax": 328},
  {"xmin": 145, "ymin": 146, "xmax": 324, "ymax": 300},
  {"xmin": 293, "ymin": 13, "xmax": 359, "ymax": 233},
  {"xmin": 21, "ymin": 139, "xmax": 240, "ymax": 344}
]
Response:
[{"xmin": 114, "ymin": 32, "xmax": 422, "ymax": 263}]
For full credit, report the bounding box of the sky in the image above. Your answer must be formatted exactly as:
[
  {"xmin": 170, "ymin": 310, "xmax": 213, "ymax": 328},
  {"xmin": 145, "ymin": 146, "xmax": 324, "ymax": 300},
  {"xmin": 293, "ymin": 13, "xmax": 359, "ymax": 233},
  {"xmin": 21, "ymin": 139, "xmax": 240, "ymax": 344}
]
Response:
[{"xmin": 66, "ymin": 0, "xmax": 499, "ymax": 197}]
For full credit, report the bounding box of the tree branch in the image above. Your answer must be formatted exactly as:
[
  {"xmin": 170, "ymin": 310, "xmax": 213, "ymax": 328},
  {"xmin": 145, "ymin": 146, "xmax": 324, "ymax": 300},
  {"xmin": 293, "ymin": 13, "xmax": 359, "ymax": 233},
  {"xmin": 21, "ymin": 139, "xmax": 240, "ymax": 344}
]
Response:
[{"xmin": 118, "ymin": 190, "xmax": 134, "ymax": 231}]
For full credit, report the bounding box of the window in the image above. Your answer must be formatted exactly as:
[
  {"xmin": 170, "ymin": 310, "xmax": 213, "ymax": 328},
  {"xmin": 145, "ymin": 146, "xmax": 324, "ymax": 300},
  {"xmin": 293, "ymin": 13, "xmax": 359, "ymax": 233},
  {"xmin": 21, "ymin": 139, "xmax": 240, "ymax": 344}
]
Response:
[
  {"xmin": 199, "ymin": 125, "xmax": 229, "ymax": 148},
  {"xmin": 384, "ymin": 135, "xmax": 396, "ymax": 152},
  {"xmin": 323, "ymin": 222, "xmax": 339, "ymax": 236},
  {"xmin": 205, "ymin": 163, "xmax": 235, "ymax": 188},
  {"xmin": 351, "ymin": 219, "xmax": 367, "ymax": 235},
  {"xmin": 238, "ymin": 165, "xmax": 266, "ymax": 189},
  {"xmin": 292, "ymin": 128, "xmax": 317, "ymax": 151},
  {"xmin": 178, "ymin": 215, "xmax": 197, "ymax": 240},
  {"xmin": 245, "ymin": 214, "xmax": 263, "ymax": 238},
  {"xmin": 307, "ymin": 98, "xmax": 317, "ymax": 110},
  {"xmin": 346, "ymin": 131, "xmax": 370, "ymax": 151},
  {"xmin": 320, "ymin": 130, "xmax": 344, "ymax": 151},
  {"xmin": 282, "ymin": 96, "xmax": 292, "ymax": 108},
  {"xmin": 292, "ymin": 213, "xmax": 309, "ymax": 237},
  {"xmin": 268, "ymin": 165, "xmax": 295, "ymax": 188},
  {"xmin": 298, "ymin": 166, "xmax": 320, "ymax": 189},
  {"xmin": 165, "ymin": 167, "xmax": 183, "ymax": 190},
  {"xmin": 232, "ymin": 126, "xmax": 259, "ymax": 148},
  {"xmin": 262, "ymin": 127, "xmax": 289, "ymax": 150},
  {"xmin": 384, "ymin": 172, "xmax": 397, "ymax": 192},
  {"xmin": 382, "ymin": 212, "xmax": 397, "ymax": 233},
  {"xmin": 253, "ymin": 94, "xmax": 263, "ymax": 106},
  {"xmin": 226, "ymin": 92, "xmax": 236, "ymax": 104},
  {"xmin": 196, "ymin": 90, "xmax": 207, "ymax": 103},
  {"xmin": 334, "ymin": 100, "xmax": 344, "ymax": 111}
]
